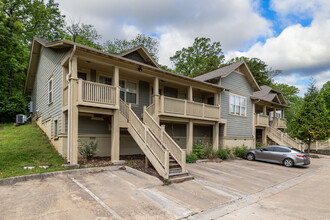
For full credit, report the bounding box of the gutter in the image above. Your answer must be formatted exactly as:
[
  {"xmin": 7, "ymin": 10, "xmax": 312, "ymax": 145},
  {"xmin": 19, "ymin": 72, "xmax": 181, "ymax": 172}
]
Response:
[{"xmin": 66, "ymin": 45, "xmax": 77, "ymax": 163}]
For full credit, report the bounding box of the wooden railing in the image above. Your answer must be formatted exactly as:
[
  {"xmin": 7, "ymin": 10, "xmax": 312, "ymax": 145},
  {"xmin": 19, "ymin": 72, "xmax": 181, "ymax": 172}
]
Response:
[
  {"xmin": 255, "ymin": 114, "xmax": 269, "ymax": 127},
  {"xmin": 267, "ymin": 126, "xmax": 302, "ymax": 150},
  {"xmin": 273, "ymin": 117, "xmax": 287, "ymax": 129},
  {"xmin": 143, "ymin": 107, "xmax": 186, "ymax": 172},
  {"xmin": 77, "ymin": 79, "xmax": 119, "ymax": 109},
  {"xmin": 160, "ymin": 95, "xmax": 220, "ymax": 120},
  {"xmin": 146, "ymin": 103, "xmax": 155, "ymax": 116},
  {"xmin": 119, "ymin": 100, "xmax": 169, "ymax": 179}
]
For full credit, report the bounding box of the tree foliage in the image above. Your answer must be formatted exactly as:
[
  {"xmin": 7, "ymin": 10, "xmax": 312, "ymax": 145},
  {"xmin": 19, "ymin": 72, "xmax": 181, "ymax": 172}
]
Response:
[
  {"xmin": 320, "ymin": 81, "xmax": 330, "ymax": 111},
  {"xmin": 65, "ymin": 22, "xmax": 102, "ymax": 50},
  {"xmin": 0, "ymin": 0, "xmax": 65, "ymax": 122},
  {"xmin": 291, "ymin": 81, "xmax": 330, "ymax": 152},
  {"xmin": 170, "ymin": 37, "xmax": 224, "ymax": 77},
  {"xmin": 226, "ymin": 57, "xmax": 281, "ymax": 87},
  {"xmin": 104, "ymin": 33, "xmax": 159, "ymax": 61}
]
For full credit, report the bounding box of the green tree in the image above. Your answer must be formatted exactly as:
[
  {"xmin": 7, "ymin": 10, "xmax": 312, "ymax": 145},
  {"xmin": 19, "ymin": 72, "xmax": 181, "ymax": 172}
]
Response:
[
  {"xmin": 0, "ymin": 6, "xmax": 29, "ymax": 122},
  {"xmin": 272, "ymin": 83, "xmax": 303, "ymax": 135},
  {"xmin": 291, "ymin": 81, "xmax": 330, "ymax": 152},
  {"xmin": 2, "ymin": 0, "xmax": 65, "ymax": 43},
  {"xmin": 170, "ymin": 37, "xmax": 224, "ymax": 77},
  {"xmin": 320, "ymin": 81, "xmax": 330, "ymax": 111},
  {"xmin": 104, "ymin": 33, "xmax": 159, "ymax": 61},
  {"xmin": 65, "ymin": 22, "xmax": 102, "ymax": 50},
  {"xmin": 226, "ymin": 57, "xmax": 281, "ymax": 86}
]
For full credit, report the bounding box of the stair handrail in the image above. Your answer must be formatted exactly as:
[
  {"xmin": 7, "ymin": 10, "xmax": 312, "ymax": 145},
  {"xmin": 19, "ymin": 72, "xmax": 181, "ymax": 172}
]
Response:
[
  {"xmin": 143, "ymin": 106, "xmax": 186, "ymax": 172},
  {"xmin": 120, "ymin": 99, "xmax": 169, "ymax": 178}
]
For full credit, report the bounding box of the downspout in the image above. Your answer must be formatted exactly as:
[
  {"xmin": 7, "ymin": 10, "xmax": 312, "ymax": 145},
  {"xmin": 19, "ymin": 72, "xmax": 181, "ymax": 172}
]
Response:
[{"xmin": 66, "ymin": 45, "xmax": 76, "ymax": 163}]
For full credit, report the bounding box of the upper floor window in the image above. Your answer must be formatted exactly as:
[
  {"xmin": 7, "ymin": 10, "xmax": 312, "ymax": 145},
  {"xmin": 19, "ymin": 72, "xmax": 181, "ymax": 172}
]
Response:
[
  {"xmin": 78, "ymin": 72, "xmax": 87, "ymax": 80},
  {"xmin": 230, "ymin": 94, "xmax": 246, "ymax": 116},
  {"xmin": 48, "ymin": 77, "xmax": 53, "ymax": 104},
  {"xmin": 99, "ymin": 76, "xmax": 112, "ymax": 85},
  {"xmin": 120, "ymin": 80, "xmax": 137, "ymax": 104}
]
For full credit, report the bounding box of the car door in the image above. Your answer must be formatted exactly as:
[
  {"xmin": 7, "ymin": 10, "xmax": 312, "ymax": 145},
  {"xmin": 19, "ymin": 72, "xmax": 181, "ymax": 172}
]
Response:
[
  {"xmin": 270, "ymin": 147, "xmax": 291, "ymax": 164},
  {"xmin": 255, "ymin": 146, "xmax": 274, "ymax": 161}
]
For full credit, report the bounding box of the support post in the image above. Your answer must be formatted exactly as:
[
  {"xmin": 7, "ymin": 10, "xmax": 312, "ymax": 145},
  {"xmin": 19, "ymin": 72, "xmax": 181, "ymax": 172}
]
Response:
[
  {"xmin": 213, "ymin": 122, "xmax": 219, "ymax": 150},
  {"xmin": 69, "ymin": 56, "xmax": 79, "ymax": 164},
  {"xmin": 263, "ymin": 106, "xmax": 267, "ymax": 115},
  {"xmin": 262, "ymin": 128, "xmax": 267, "ymax": 146},
  {"xmin": 111, "ymin": 66, "xmax": 120, "ymax": 162},
  {"xmin": 186, "ymin": 120, "xmax": 193, "ymax": 154},
  {"xmin": 188, "ymin": 86, "xmax": 193, "ymax": 101},
  {"xmin": 153, "ymin": 77, "xmax": 160, "ymax": 123}
]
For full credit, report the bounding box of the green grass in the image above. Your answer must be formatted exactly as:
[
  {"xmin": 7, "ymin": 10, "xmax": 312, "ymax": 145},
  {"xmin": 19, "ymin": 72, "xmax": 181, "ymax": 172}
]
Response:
[{"xmin": 0, "ymin": 123, "xmax": 71, "ymax": 178}]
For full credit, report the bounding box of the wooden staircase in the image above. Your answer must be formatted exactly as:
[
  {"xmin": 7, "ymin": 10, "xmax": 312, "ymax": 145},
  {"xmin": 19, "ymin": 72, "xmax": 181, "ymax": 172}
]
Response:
[
  {"xmin": 169, "ymin": 155, "xmax": 193, "ymax": 183},
  {"xmin": 119, "ymin": 100, "xmax": 191, "ymax": 182},
  {"xmin": 267, "ymin": 126, "xmax": 304, "ymax": 151}
]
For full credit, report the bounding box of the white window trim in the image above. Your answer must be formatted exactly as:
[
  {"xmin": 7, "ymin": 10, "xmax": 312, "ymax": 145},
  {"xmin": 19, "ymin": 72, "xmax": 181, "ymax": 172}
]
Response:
[
  {"xmin": 120, "ymin": 79, "xmax": 139, "ymax": 105},
  {"xmin": 48, "ymin": 76, "xmax": 53, "ymax": 105},
  {"xmin": 229, "ymin": 93, "xmax": 247, "ymax": 117}
]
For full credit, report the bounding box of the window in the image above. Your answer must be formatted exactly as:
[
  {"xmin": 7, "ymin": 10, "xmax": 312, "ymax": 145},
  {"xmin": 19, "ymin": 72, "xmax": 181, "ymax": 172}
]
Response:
[
  {"xmin": 99, "ymin": 76, "xmax": 112, "ymax": 85},
  {"xmin": 54, "ymin": 119, "xmax": 58, "ymax": 138},
  {"xmin": 48, "ymin": 77, "xmax": 53, "ymax": 104},
  {"xmin": 193, "ymin": 96, "xmax": 203, "ymax": 103},
  {"xmin": 230, "ymin": 94, "xmax": 246, "ymax": 116},
  {"xmin": 120, "ymin": 80, "xmax": 137, "ymax": 104},
  {"xmin": 78, "ymin": 72, "xmax": 87, "ymax": 80}
]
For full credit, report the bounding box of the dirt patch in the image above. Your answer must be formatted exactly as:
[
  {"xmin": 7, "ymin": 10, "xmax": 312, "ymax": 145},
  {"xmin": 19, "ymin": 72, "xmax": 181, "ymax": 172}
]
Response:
[{"xmin": 79, "ymin": 157, "xmax": 114, "ymax": 168}]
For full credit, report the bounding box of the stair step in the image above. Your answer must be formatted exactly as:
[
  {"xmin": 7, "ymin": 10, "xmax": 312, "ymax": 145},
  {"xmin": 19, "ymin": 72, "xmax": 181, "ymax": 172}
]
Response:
[
  {"xmin": 169, "ymin": 162, "xmax": 180, "ymax": 167},
  {"xmin": 169, "ymin": 168, "xmax": 182, "ymax": 173},
  {"xmin": 169, "ymin": 171, "xmax": 189, "ymax": 177},
  {"xmin": 169, "ymin": 174, "xmax": 193, "ymax": 183}
]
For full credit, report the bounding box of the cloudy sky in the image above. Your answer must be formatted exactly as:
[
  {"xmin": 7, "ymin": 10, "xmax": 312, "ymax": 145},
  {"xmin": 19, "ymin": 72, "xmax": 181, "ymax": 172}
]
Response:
[{"xmin": 56, "ymin": 0, "xmax": 330, "ymax": 96}]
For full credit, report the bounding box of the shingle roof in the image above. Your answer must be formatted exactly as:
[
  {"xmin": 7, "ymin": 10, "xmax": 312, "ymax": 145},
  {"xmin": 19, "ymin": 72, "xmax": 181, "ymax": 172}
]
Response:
[
  {"xmin": 253, "ymin": 85, "xmax": 287, "ymax": 105},
  {"xmin": 194, "ymin": 61, "xmax": 244, "ymax": 81}
]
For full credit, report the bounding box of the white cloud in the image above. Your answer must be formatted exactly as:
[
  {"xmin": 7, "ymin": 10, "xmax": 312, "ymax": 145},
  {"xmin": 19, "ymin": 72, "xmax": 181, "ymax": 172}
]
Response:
[
  {"xmin": 55, "ymin": 0, "xmax": 272, "ymax": 66},
  {"xmin": 229, "ymin": 19, "xmax": 330, "ymax": 74}
]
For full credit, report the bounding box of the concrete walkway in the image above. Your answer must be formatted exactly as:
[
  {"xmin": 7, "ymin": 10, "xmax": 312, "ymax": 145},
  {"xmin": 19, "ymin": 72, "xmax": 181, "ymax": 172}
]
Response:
[{"xmin": 1, "ymin": 156, "xmax": 330, "ymax": 219}]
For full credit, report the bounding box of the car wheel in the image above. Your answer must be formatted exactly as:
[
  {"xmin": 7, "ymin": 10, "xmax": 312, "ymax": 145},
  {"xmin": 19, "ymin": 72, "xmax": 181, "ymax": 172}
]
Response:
[
  {"xmin": 283, "ymin": 158, "xmax": 294, "ymax": 167},
  {"xmin": 246, "ymin": 153, "xmax": 255, "ymax": 161}
]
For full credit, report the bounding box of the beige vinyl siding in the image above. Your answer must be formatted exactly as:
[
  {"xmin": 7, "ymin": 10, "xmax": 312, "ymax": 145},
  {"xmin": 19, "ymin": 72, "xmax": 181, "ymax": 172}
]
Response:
[
  {"xmin": 220, "ymin": 71, "xmax": 254, "ymax": 137},
  {"xmin": 31, "ymin": 47, "xmax": 69, "ymax": 136}
]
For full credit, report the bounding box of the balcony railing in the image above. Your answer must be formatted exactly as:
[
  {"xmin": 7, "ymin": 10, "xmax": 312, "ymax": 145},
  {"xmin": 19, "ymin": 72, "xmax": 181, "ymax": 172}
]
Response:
[
  {"xmin": 77, "ymin": 79, "xmax": 119, "ymax": 109},
  {"xmin": 255, "ymin": 114, "xmax": 269, "ymax": 127},
  {"xmin": 159, "ymin": 95, "xmax": 220, "ymax": 121},
  {"xmin": 274, "ymin": 117, "xmax": 287, "ymax": 129}
]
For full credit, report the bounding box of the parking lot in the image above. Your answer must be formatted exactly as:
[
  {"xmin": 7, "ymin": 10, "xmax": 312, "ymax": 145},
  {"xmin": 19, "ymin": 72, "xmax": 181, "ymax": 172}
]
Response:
[{"xmin": 1, "ymin": 156, "xmax": 330, "ymax": 220}]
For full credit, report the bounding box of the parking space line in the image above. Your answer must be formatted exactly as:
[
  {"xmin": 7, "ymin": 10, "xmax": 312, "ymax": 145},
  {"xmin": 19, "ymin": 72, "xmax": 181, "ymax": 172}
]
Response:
[
  {"xmin": 139, "ymin": 188, "xmax": 195, "ymax": 218},
  {"xmin": 70, "ymin": 177, "xmax": 122, "ymax": 220}
]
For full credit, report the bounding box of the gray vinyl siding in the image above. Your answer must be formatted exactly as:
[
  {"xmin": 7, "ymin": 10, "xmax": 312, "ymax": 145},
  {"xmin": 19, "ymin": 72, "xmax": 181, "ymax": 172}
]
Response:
[
  {"xmin": 78, "ymin": 116, "xmax": 109, "ymax": 134},
  {"xmin": 132, "ymin": 80, "xmax": 150, "ymax": 117},
  {"xmin": 220, "ymin": 71, "xmax": 254, "ymax": 137},
  {"xmin": 31, "ymin": 47, "xmax": 68, "ymax": 136}
]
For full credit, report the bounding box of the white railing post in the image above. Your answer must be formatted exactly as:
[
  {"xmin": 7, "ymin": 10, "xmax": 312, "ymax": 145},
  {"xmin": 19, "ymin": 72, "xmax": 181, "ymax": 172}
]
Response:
[
  {"xmin": 161, "ymin": 125, "xmax": 165, "ymax": 143},
  {"xmin": 181, "ymin": 149, "xmax": 186, "ymax": 172},
  {"xmin": 184, "ymin": 100, "xmax": 187, "ymax": 116},
  {"xmin": 202, "ymin": 103, "xmax": 205, "ymax": 118}
]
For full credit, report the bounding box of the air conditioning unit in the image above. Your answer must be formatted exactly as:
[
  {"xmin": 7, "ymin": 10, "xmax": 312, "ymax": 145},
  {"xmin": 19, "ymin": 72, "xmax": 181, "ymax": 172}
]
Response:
[{"xmin": 16, "ymin": 114, "xmax": 27, "ymax": 124}]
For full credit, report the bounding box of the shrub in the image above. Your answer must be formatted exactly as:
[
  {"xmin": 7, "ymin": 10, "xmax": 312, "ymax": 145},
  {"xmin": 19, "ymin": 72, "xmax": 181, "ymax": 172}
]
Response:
[
  {"xmin": 186, "ymin": 154, "xmax": 198, "ymax": 163},
  {"xmin": 193, "ymin": 144, "xmax": 205, "ymax": 159},
  {"xmin": 216, "ymin": 148, "xmax": 228, "ymax": 160},
  {"xmin": 256, "ymin": 142, "xmax": 263, "ymax": 149},
  {"xmin": 233, "ymin": 145, "xmax": 248, "ymax": 158},
  {"xmin": 204, "ymin": 147, "xmax": 217, "ymax": 159},
  {"xmin": 78, "ymin": 140, "xmax": 98, "ymax": 160}
]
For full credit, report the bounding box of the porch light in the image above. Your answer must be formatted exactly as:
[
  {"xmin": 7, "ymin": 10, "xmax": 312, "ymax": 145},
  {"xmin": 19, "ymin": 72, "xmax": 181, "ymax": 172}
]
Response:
[{"xmin": 138, "ymin": 66, "xmax": 143, "ymax": 72}]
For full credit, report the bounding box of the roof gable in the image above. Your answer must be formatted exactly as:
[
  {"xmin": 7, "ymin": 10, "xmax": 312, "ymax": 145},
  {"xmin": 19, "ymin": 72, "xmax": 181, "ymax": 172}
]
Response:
[
  {"xmin": 194, "ymin": 61, "xmax": 261, "ymax": 91},
  {"xmin": 118, "ymin": 45, "xmax": 161, "ymax": 69},
  {"xmin": 253, "ymin": 85, "xmax": 288, "ymax": 105}
]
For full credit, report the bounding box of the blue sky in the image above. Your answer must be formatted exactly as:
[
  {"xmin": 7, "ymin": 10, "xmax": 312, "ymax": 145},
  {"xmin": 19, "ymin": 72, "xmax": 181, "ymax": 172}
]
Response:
[{"xmin": 57, "ymin": 0, "xmax": 330, "ymax": 96}]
